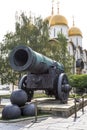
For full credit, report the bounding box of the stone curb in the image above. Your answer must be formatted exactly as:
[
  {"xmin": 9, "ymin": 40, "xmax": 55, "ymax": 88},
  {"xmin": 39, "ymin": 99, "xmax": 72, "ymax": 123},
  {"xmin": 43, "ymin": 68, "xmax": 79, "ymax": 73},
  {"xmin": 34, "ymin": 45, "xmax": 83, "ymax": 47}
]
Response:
[{"xmin": 0, "ymin": 114, "xmax": 50, "ymax": 123}]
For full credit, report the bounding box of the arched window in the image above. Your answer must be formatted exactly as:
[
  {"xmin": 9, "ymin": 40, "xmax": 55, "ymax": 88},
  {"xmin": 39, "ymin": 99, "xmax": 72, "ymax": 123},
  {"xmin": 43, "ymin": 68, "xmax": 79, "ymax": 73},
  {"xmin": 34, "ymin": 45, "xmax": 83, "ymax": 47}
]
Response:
[
  {"xmin": 61, "ymin": 28, "xmax": 62, "ymax": 34},
  {"xmin": 76, "ymin": 38, "xmax": 78, "ymax": 47},
  {"xmin": 54, "ymin": 28, "xmax": 55, "ymax": 37}
]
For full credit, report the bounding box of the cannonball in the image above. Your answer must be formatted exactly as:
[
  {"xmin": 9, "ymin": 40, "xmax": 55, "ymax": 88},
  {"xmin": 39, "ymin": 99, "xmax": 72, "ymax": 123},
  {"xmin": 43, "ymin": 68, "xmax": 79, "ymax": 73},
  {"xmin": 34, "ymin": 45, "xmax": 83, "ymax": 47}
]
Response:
[
  {"xmin": 22, "ymin": 103, "xmax": 35, "ymax": 116},
  {"xmin": 2, "ymin": 104, "xmax": 21, "ymax": 120},
  {"xmin": 10, "ymin": 89, "xmax": 28, "ymax": 106}
]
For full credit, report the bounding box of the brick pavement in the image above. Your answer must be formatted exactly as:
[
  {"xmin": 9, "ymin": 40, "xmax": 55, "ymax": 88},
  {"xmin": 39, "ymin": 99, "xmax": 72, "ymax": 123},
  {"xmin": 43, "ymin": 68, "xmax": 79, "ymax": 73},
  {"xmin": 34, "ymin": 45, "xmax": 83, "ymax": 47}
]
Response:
[{"xmin": 0, "ymin": 106, "xmax": 87, "ymax": 130}]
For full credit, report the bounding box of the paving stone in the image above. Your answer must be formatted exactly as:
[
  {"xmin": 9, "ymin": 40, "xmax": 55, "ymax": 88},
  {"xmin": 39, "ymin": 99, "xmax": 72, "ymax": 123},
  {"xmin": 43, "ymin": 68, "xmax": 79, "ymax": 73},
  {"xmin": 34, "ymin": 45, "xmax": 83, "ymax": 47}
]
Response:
[{"xmin": 0, "ymin": 105, "xmax": 87, "ymax": 130}]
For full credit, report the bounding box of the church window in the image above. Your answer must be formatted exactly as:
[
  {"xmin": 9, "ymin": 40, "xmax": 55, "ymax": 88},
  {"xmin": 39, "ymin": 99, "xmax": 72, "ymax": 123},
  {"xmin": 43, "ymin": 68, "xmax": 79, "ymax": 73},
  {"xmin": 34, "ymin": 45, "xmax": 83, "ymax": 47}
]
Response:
[
  {"xmin": 76, "ymin": 38, "xmax": 78, "ymax": 47},
  {"xmin": 54, "ymin": 28, "xmax": 55, "ymax": 37},
  {"xmin": 61, "ymin": 28, "xmax": 62, "ymax": 34}
]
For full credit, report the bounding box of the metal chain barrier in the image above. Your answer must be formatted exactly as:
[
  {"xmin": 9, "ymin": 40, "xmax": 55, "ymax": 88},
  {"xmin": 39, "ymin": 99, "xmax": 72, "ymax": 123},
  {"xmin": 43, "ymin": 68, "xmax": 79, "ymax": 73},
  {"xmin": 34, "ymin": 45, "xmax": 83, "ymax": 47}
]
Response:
[{"xmin": 74, "ymin": 94, "xmax": 85, "ymax": 121}]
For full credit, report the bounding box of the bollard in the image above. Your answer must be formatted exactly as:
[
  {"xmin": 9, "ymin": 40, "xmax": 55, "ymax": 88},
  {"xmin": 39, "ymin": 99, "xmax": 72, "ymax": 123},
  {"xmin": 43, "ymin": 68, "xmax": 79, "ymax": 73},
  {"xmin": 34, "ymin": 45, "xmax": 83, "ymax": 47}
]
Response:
[
  {"xmin": 82, "ymin": 95, "xmax": 84, "ymax": 114},
  {"xmin": 0, "ymin": 97, "xmax": 1, "ymax": 104},
  {"xmin": 33, "ymin": 100, "xmax": 37, "ymax": 122},
  {"xmin": 74, "ymin": 97, "xmax": 77, "ymax": 121}
]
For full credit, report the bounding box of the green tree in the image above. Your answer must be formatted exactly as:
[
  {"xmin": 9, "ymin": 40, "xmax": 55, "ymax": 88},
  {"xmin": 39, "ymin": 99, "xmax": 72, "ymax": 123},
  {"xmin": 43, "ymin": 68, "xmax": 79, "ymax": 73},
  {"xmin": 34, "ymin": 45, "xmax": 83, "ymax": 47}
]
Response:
[
  {"xmin": 0, "ymin": 12, "xmax": 50, "ymax": 86},
  {"xmin": 57, "ymin": 33, "xmax": 73, "ymax": 74},
  {"xmin": 15, "ymin": 13, "xmax": 50, "ymax": 53},
  {"xmin": 48, "ymin": 33, "xmax": 73, "ymax": 75},
  {"xmin": 0, "ymin": 12, "xmax": 73, "ymax": 87},
  {"xmin": 0, "ymin": 38, "xmax": 19, "ymax": 89}
]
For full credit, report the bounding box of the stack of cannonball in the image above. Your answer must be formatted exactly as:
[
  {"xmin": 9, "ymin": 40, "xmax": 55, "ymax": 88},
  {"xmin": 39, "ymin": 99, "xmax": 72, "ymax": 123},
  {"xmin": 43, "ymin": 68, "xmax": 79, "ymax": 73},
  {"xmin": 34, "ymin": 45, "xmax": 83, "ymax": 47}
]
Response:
[{"xmin": 2, "ymin": 89, "xmax": 35, "ymax": 120}]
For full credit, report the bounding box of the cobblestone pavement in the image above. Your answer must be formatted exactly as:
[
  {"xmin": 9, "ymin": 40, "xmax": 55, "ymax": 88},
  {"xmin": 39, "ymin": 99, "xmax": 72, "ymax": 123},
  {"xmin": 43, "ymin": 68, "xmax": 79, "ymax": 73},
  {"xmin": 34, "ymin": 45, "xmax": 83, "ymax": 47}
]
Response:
[{"xmin": 0, "ymin": 106, "xmax": 87, "ymax": 130}]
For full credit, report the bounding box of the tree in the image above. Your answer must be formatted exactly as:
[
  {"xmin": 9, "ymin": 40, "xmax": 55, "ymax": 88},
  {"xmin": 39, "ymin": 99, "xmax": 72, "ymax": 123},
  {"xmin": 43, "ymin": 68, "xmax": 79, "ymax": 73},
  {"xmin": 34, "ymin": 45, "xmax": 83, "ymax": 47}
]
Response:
[
  {"xmin": 0, "ymin": 12, "xmax": 73, "ymax": 87},
  {"xmin": 57, "ymin": 33, "xmax": 73, "ymax": 74},
  {"xmin": 48, "ymin": 33, "xmax": 73, "ymax": 75},
  {"xmin": 0, "ymin": 38, "xmax": 19, "ymax": 89},
  {"xmin": 15, "ymin": 13, "xmax": 50, "ymax": 54},
  {"xmin": 0, "ymin": 12, "xmax": 50, "ymax": 86}
]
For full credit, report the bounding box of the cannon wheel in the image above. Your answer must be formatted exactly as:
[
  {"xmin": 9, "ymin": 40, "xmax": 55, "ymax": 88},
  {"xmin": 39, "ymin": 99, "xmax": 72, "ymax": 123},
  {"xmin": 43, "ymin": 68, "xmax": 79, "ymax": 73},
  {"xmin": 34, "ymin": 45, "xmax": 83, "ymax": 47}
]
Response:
[
  {"xmin": 57, "ymin": 73, "xmax": 69, "ymax": 103},
  {"xmin": 19, "ymin": 75, "xmax": 33, "ymax": 102},
  {"xmin": 19, "ymin": 75, "xmax": 27, "ymax": 90}
]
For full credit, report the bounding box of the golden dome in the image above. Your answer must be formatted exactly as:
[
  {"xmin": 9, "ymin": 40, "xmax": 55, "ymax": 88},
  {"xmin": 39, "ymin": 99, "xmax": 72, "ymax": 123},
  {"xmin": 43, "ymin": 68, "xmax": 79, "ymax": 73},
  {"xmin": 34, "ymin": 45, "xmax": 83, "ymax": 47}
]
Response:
[
  {"xmin": 44, "ymin": 16, "xmax": 52, "ymax": 23},
  {"xmin": 68, "ymin": 27, "xmax": 82, "ymax": 37},
  {"xmin": 49, "ymin": 14, "xmax": 68, "ymax": 26}
]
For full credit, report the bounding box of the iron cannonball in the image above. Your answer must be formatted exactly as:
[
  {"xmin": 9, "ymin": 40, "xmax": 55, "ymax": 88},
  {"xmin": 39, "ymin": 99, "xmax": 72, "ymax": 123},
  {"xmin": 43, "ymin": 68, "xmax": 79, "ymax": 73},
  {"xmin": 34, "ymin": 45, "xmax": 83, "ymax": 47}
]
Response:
[
  {"xmin": 22, "ymin": 103, "xmax": 35, "ymax": 116},
  {"xmin": 10, "ymin": 89, "xmax": 28, "ymax": 106},
  {"xmin": 2, "ymin": 104, "xmax": 21, "ymax": 119}
]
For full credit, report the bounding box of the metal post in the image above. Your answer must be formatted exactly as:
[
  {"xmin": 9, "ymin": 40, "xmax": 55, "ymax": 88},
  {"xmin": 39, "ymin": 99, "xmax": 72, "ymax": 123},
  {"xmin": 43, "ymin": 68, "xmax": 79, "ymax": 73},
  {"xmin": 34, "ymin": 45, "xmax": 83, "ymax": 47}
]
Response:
[
  {"xmin": 82, "ymin": 95, "xmax": 84, "ymax": 114},
  {"xmin": 34, "ymin": 100, "xmax": 37, "ymax": 122},
  {"xmin": 74, "ymin": 97, "xmax": 77, "ymax": 121},
  {"xmin": 0, "ymin": 97, "xmax": 1, "ymax": 104}
]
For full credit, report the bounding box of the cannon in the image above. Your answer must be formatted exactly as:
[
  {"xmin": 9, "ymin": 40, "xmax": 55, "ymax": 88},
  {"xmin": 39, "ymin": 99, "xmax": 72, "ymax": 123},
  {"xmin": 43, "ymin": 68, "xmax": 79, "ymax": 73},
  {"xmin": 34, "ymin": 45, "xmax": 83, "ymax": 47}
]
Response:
[{"xmin": 9, "ymin": 45, "xmax": 71, "ymax": 103}]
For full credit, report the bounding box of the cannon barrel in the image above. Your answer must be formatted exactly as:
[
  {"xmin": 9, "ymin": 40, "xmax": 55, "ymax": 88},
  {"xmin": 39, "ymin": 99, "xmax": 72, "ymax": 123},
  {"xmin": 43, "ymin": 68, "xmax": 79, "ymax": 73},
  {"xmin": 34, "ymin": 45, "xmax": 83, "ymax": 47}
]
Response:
[{"xmin": 9, "ymin": 45, "xmax": 64, "ymax": 74}]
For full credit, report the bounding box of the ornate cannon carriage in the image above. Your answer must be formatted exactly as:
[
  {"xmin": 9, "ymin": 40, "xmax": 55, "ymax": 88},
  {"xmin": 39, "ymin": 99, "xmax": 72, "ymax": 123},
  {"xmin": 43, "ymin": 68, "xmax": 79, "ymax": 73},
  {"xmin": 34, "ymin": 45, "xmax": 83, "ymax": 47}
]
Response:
[{"xmin": 9, "ymin": 45, "xmax": 71, "ymax": 103}]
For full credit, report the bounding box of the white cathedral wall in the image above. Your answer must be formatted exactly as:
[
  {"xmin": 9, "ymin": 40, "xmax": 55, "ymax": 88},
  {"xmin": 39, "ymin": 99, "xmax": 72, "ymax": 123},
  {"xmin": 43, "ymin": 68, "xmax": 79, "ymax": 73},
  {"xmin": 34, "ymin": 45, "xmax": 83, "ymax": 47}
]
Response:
[
  {"xmin": 75, "ymin": 48, "xmax": 81, "ymax": 60},
  {"xmin": 82, "ymin": 62, "xmax": 87, "ymax": 73},
  {"xmin": 49, "ymin": 25, "xmax": 68, "ymax": 39},
  {"xmin": 69, "ymin": 36, "xmax": 82, "ymax": 47},
  {"xmin": 67, "ymin": 43, "xmax": 73, "ymax": 55},
  {"xmin": 83, "ymin": 51, "xmax": 87, "ymax": 62},
  {"xmin": 49, "ymin": 24, "xmax": 87, "ymax": 74}
]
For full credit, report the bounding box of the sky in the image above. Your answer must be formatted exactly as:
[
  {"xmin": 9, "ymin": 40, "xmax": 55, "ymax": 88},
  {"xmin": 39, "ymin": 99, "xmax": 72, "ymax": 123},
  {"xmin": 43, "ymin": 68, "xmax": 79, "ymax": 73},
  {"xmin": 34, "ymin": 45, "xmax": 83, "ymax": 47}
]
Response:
[{"xmin": 0, "ymin": 0, "xmax": 87, "ymax": 49}]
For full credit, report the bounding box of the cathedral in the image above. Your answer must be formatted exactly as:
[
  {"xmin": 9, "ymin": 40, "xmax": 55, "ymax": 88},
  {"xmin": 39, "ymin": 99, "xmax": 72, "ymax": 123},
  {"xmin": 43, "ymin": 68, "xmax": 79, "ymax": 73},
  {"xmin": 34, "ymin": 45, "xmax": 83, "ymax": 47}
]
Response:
[{"xmin": 44, "ymin": 2, "xmax": 87, "ymax": 74}]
